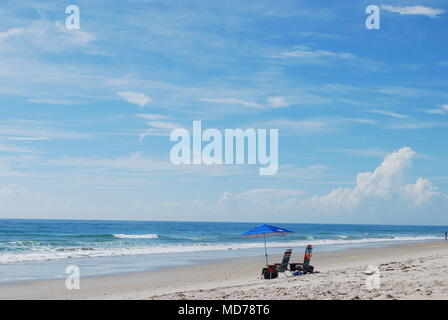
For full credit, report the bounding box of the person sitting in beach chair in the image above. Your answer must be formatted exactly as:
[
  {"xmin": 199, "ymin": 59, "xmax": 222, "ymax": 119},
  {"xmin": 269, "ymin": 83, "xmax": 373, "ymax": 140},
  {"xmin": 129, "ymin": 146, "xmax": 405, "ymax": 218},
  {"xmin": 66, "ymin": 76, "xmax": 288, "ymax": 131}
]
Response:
[
  {"xmin": 261, "ymin": 249, "xmax": 292, "ymax": 279},
  {"xmin": 290, "ymin": 245, "xmax": 315, "ymax": 274}
]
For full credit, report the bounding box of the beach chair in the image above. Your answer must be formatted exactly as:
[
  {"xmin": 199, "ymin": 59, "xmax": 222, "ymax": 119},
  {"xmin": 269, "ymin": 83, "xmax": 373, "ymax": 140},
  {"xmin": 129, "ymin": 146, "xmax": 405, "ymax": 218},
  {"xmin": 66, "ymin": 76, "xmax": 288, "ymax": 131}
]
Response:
[
  {"xmin": 261, "ymin": 249, "xmax": 292, "ymax": 279},
  {"xmin": 275, "ymin": 248, "xmax": 292, "ymax": 276},
  {"xmin": 290, "ymin": 245, "xmax": 314, "ymax": 274}
]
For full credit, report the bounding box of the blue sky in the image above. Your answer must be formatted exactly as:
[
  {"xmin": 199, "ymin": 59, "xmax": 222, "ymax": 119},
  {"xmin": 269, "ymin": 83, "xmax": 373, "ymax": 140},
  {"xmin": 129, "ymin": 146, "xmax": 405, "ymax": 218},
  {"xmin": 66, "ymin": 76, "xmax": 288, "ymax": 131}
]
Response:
[{"xmin": 0, "ymin": 0, "xmax": 447, "ymax": 224}]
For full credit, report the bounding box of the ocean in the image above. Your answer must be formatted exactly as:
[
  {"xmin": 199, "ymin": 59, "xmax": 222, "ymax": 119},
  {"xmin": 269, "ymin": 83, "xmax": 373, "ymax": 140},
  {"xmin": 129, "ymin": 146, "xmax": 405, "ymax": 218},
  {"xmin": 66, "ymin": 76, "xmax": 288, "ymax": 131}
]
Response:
[{"xmin": 0, "ymin": 219, "xmax": 445, "ymax": 283}]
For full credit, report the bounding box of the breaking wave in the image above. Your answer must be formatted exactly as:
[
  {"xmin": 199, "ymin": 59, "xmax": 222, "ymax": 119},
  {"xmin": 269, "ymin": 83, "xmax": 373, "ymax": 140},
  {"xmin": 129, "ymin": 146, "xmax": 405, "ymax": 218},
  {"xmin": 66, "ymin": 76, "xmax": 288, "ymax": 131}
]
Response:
[
  {"xmin": 112, "ymin": 234, "xmax": 159, "ymax": 239},
  {"xmin": 0, "ymin": 235, "xmax": 441, "ymax": 264}
]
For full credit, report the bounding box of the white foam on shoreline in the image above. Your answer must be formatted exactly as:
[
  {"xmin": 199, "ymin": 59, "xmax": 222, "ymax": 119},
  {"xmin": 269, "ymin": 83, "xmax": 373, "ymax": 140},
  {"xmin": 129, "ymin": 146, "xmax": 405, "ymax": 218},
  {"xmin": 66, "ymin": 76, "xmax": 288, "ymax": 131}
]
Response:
[
  {"xmin": 0, "ymin": 235, "xmax": 442, "ymax": 264},
  {"xmin": 113, "ymin": 234, "xmax": 158, "ymax": 239}
]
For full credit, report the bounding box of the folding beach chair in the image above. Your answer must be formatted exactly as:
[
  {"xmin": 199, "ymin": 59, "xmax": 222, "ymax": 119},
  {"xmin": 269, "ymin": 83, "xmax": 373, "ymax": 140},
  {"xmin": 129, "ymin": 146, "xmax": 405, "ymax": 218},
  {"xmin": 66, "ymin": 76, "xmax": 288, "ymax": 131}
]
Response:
[
  {"xmin": 290, "ymin": 245, "xmax": 314, "ymax": 274},
  {"xmin": 275, "ymin": 248, "xmax": 292, "ymax": 276},
  {"xmin": 261, "ymin": 249, "xmax": 292, "ymax": 279}
]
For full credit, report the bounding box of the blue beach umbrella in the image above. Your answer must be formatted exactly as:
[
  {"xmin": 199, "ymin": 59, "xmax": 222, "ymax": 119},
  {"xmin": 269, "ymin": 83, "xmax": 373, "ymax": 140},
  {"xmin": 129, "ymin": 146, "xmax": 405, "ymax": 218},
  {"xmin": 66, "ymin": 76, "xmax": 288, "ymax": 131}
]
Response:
[{"xmin": 241, "ymin": 224, "xmax": 294, "ymax": 266}]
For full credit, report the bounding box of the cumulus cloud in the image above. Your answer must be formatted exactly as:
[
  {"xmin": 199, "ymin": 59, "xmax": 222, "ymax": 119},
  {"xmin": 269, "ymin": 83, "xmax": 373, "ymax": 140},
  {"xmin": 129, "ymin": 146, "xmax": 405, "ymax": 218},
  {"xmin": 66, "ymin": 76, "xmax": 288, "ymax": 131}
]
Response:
[
  {"xmin": 381, "ymin": 5, "xmax": 445, "ymax": 18},
  {"xmin": 301, "ymin": 147, "xmax": 445, "ymax": 213},
  {"xmin": 117, "ymin": 91, "xmax": 152, "ymax": 107},
  {"xmin": 214, "ymin": 147, "xmax": 447, "ymax": 223}
]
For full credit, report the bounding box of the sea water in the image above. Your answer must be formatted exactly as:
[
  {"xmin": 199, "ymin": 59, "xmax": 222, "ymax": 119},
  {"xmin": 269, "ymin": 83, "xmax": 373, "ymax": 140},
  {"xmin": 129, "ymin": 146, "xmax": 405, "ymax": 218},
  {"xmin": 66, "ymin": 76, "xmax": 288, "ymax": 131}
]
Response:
[{"xmin": 0, "ymin": 219, "xmax": 445, "ymax": 283}]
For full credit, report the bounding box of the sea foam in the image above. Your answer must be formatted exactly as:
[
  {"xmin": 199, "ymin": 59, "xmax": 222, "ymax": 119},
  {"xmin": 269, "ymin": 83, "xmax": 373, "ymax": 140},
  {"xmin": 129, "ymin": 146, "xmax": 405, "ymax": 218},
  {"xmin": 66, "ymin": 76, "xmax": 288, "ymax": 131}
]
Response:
[{"xmin": 112, "ymin": 234, "xmax": 159, "ymax": 239}]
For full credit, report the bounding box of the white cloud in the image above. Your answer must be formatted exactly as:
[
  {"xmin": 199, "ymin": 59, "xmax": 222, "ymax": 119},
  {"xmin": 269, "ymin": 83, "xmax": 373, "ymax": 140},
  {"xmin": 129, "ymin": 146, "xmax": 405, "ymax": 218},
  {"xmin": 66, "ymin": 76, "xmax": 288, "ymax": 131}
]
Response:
[
  {"xmin": 131, "ymin": 200, "xmax": 144, "ymax": 209},
  {"xmin": 0, "ymin": 184, "xmax": 50, "ymax": 218},
  {"xmin": 385, "ymin": 122, "xmax": 448, "ymax": 130},
  {"xmin": 376, "ymin": 86, "xmax": 430, "ymax": 97},
  {"xmin": 0, "ymin": 136, "xmax": 49, "ymax": 141},
  {"xmin": 117, "ymin": 91, "xmax": 153, "ymax": 107},
  {"xmin": 301, "ymin": 147, "xmax": 446, "ymax": 213},
  {"xmin": 0, "ymin": 143, "xmax": 40, "ymax": 153},
  {"xmin": 278, "ymin": 45, "xmax": 384, "ymax": 70},
  {"xmin": 425, "ymin": 109, "xmax": 445, "ymax": 115},
  {"xmin": 219, "ymin": 188, "xmax": 306, "ymax": 205},
  {"xmin": 282, "ymin": 45, "xmax": 355, "ymax": 60},
  {"xmin": 51, "ymin": 152, "xmax": 169, "ymax": 172},
  {"xmin": 405, "ymin": 178, "xmax": 440, "ymax": 205},
  {"xmin": 381, "ymin": 5, "xmax": 445, "ymax": 18},
  {"xmin": 321, "ymin": 148, "xmax": 387, "ymax": 158},
  {"xmin": 198, "ymin": 98, "xmax": 263, "ymax": 109},
  {"xmin": 214, "ymin": 147, "xmax": 447, "ymax": 223},
  {"xmin": 268, "ymin": 119, "xmax": 332, "ymax": 133},
  {"xmin": 0, "ymin": 27, "xmax": 25, "ymax": 41},
  {"xmin": 146, "ymin": 121, "xmax": 179, "ymax": 130},
  {"xmin": 0, "ymin": 120, "xmax": 89, "ymax": 140},
  {"xmin": 199, "ymin": 96, "xmax": 291, "ymax": 109},
  {"xmin": 268, "ymin": 117, "xmax": 375, "ymax": 134},
  {"xmin": 0, "ymin": 162, "xmax": 29, "ymax": 177},
  {"xmin": 0, "ymin": 184, "xmax": 30, "ymax": 198},
  {"xmin": 369, "ymin": 109, "xmax": 409, "ymax": 119},
  {"xmin": 27, "ymin": 98, "xmax": 78, "ymax": 105},
  {"xmin": 267, "ymin": 96, "xmax": 289, "ymax": 108},
  {"xmin": 423, "ymin": 104, "xmax": 448, "ymax": 115},
  {"xmin": 274, "ymin": 164, "xmax": 330, "ymax": 180},
  {"xmin": 50, "ymin": 152, "xmax": 248, "ymax": 177},
  {"xmin": 0, "ymin": 20, "xmax": 95, "ymax": 52},
  {"xmin": 0, "ymin": 184, "xmax": 47, "ymax": 204},
  {"xmin": 53, "ymin": 21, "xmax": 95, "ymax": 47},
  {"xmin": 134, "ymin": 113, "xmax": 170, "ymax": 120},
  {"xmin": 134, "ymin": 113, "xmax": 180, "ymax": 140},
  {"xmin": 162, "ymin": 199, "xmax": 208, "ymax": 219}
]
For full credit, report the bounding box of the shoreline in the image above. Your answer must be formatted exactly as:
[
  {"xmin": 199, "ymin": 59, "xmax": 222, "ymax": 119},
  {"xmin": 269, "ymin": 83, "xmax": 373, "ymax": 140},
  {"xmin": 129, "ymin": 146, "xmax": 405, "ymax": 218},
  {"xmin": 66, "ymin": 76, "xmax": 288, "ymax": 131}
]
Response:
[
  {"xmin": 0, "ymin": 238, "xmax": 441, "ymax": 285},
  {"xmin": 0, "ymin": 240, "xmax": 447, "ymax": 299}
]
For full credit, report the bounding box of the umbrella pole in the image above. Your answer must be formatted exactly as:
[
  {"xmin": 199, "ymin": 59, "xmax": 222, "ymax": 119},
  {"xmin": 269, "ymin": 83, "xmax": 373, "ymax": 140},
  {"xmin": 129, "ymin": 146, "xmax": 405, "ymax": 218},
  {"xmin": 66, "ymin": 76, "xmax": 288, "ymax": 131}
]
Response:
[{"xmin": 264, "ymin": 233, "xmax": 268, "ymax": 267}]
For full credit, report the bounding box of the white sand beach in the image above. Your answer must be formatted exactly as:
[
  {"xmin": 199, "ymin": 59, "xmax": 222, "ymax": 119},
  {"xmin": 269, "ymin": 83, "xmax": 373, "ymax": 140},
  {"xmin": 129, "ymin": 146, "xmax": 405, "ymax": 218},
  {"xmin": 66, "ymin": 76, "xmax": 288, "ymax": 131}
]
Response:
[{"xmin": 0, "ymin": 241, "xmax": 447, "ymax": 300}]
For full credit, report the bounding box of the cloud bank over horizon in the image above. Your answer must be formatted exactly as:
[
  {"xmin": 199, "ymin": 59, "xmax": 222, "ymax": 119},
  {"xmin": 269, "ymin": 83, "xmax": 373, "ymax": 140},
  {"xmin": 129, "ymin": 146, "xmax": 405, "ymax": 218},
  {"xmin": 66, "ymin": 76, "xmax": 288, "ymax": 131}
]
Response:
[
  {"xmin": 218, "ymin": 147, "xmax": 448, "ymax": 224},
  {"xmin": 1, "ymin": 147, "xmax": 447, "ymax": 225}
]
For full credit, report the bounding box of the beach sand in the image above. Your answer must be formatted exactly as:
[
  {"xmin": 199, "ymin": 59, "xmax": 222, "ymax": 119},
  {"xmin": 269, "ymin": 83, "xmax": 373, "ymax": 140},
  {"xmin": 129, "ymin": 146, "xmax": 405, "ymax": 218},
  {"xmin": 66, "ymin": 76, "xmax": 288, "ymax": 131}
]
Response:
[{"xmin": 0, "ymin": 241, "xmax": 447, "ymax": 300}]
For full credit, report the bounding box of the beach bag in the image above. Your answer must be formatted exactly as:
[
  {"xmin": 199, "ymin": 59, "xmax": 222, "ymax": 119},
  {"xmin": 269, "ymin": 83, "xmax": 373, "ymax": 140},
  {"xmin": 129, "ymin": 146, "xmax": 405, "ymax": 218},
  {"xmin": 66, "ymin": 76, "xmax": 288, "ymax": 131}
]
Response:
[
  {"xmin": 262, "ymin": 265, "xmax": 278, "ymax": 279},
  {"xmin": 304, "ymin": 265, "xmax": 314, "ymax": 274}
]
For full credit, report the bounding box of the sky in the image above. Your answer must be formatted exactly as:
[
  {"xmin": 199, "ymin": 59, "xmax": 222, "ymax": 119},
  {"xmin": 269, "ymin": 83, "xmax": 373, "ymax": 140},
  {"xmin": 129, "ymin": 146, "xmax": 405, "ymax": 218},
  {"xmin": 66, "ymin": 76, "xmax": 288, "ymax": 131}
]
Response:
[{"xmin": 0, "ymin": 0, "xmax": 447, "ymax": 225}]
